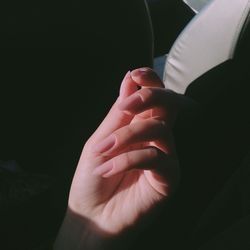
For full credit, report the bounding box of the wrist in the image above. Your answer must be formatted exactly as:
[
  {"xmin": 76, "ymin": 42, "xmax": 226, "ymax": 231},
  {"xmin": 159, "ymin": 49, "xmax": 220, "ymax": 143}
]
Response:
[
  {"xmin": 53, "ymin": 208, "xmax": 103, "ymax": 250},
  {"xmin": 53, "ymin": 207, "xmax": 128, "ymax": 250}
]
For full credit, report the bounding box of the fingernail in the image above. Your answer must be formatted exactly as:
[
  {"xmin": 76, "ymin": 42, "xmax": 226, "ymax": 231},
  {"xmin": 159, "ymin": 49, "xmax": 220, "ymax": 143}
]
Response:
[
  {"xmin": 118, "ymin": 94, "xmax": 144, "ymax": 111},
  {"xmin": 131, "ymin": 68, "xmax": 161, "ymax": 84},
  {"xmin": 94, "ymin": 135, "xmax": 116, "ymax": 153},
  {"xmin": 93, "ymin": 161, "xmax": 113, "ymax": 177},
  {"xmin": 138, "ymin": 67, "xmax": 151, "ymax": 72},
  {"xmin": 131, "ymin": 67, "xmax": 152, "ymax": 77}
]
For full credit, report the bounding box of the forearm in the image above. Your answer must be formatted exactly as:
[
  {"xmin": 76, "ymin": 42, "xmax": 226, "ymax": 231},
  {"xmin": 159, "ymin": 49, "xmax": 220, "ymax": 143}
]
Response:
[
  {"xmin": 53, "ymin": 208, "xmax": 128, "ymax": 250},
  {"xmin": 54, "ymin": 209, "xmax": 105, "ymax": 250}
]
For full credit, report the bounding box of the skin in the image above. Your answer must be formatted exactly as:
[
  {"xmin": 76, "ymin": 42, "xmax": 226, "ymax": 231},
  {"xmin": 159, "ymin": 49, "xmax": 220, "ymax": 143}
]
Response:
[{"xmin": 54, "ymin": 68, "xmax": 185, "ymax": 250}]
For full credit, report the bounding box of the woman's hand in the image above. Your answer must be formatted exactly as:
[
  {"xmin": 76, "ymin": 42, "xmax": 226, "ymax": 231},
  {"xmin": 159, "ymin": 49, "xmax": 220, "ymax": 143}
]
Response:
[
  {"xmin": 70, "ymin": 68, "xmax": 181, "ymax": 231},
  {"xmin": 54, "ymin": 68, "xmax": 185, "ymax": 249}
]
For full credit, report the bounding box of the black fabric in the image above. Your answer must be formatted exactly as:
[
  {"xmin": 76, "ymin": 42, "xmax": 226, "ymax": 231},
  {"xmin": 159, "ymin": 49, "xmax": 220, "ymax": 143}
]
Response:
[
  {"xmin": 175, "ymin": 4, "xmax": 250, "ymax": 222},
  {"xmin": 0, "ymin": 165, "xmax": 54, "ymax": 250},
  {"xmin": 0, "ymin": 0, "xmax": 153, "ymax": 173},
  {"xmin": 194, "ymin": 150, "xmax": 250, "ymax": 250},
  {"xmin": 235, "ymin": 7, "xmax": 250, "ymax": 61},
  {"xmin": 147, "ymin": 0, "xmax": 194, "ymax": 56},
  {"xmin": 169, "ymin": 14, "xmax": 250, "ymax": 248},
  {"xmin": 0, "ymin": 1, "xmax": 153, "ymax": 249},
  {"xmin": 175, "ymin": 59, "xmax": 250, "ymax": 220}
]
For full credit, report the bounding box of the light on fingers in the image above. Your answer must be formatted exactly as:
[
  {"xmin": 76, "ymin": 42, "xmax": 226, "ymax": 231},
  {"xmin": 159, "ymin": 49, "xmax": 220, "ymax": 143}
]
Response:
[
  {"xmin": 92, "ymin": 147, "xmax": 161, "ymax": 178},
  {"xmin": 130, "ymin": 68, "xmax": 164, "ymax": 88}
]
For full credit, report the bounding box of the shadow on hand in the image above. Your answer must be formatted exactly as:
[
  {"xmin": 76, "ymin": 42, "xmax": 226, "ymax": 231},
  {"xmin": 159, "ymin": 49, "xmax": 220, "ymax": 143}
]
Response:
[{"xmin": 57, "ymin": 192, "xmax": 181, "ymax": 250}]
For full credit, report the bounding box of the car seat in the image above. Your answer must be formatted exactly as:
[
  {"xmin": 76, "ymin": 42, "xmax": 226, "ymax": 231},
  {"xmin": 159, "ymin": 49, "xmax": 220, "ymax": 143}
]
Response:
[
  {"xmin": 134, "ymin": 2, "xmax": 250, "ymax": 249},
  {"xmin": 162, "ymin": 0, "xmax": 250, "ymax": 228},
  {"xmin": 146, "ymin": 0, "xmax": 195, "ymax": 56},
  {"xmin": 164, "ymin": 0, "xmax": 250, "ymax": 94}
]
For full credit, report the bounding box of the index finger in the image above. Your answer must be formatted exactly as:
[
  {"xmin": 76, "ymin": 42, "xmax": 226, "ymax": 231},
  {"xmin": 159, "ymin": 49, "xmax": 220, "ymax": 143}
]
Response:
[
  {"xmin": 130, "ymin": 68, "xmax": 164, "ymax": 88},
  {"xmin": 90, "ymin": 68, "xmax": 168, "ymax": 143},
  {"xmin": 90, "ymin": 72, "xmax": 137, "ymax": 142}
]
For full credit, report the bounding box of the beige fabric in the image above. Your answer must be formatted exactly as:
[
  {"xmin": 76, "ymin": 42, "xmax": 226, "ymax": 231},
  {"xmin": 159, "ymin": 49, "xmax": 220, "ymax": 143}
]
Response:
[{"xmin": 163, "ymin": 0, "xmax": 250, "ymax": 94}]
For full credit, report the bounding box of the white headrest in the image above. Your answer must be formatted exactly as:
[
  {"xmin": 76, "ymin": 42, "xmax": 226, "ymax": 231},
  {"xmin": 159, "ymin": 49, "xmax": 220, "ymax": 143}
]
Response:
[{"xmin": 163, "ymin": 0, "xmax": 250, "ymax": 94}]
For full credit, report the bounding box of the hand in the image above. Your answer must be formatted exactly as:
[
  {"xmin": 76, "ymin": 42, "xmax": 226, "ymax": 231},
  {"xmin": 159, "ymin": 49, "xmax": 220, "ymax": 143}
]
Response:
[{"xmin": 67, "ymin": 68, "xmax": 182, "ymax": 235}]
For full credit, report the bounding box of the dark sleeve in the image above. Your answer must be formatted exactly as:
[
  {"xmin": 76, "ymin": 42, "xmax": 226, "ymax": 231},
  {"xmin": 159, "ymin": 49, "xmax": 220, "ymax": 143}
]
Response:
[
  {"xmin": 192, "ymin": 151, "xmax": 250, "ymax": 250},
  {"xmin": 32, "ymin": 241, "xmax": 54, "ymax": 250}
]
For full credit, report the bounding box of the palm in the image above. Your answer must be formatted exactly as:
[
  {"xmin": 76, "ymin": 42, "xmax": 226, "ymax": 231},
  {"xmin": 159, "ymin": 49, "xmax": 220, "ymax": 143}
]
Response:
[
  {"xmin": 71, "ymin": 113, "xmax": 169, "ymax": 234},
  {"xmin": 102, "ymin": 170, "xmax": 164, "ymax": 228},
  {"xmin": 74, "ymin": 162, "xmax": 166, "ymax": 234}
]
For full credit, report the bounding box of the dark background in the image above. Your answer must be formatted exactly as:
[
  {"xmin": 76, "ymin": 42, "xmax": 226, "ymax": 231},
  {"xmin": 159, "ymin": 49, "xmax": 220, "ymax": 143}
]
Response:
[{"xmin": 0, "ymin": 1, "xmax": 154, "ymax": 249}]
